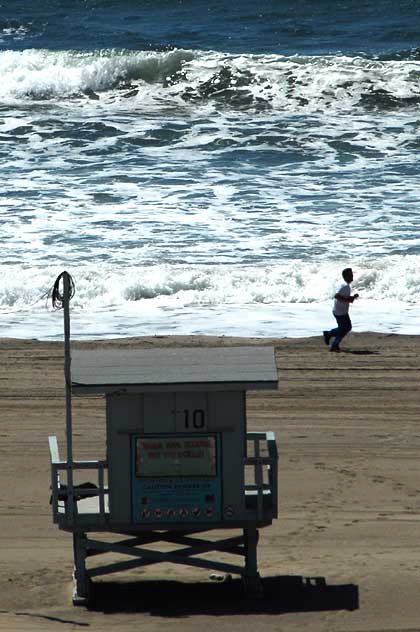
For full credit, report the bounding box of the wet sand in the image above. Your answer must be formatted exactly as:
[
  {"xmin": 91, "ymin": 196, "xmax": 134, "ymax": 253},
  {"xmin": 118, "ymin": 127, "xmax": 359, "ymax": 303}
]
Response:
[{"xmin": 1, "ymin": 332, "xmax": 420, "ymax": 631}]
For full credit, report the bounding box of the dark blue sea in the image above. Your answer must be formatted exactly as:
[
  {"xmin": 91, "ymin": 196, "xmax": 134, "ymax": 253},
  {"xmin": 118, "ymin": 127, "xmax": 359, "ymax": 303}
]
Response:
[{"xmin": 1, "ymin": 0, "xmax": 420, "ymax": 338}]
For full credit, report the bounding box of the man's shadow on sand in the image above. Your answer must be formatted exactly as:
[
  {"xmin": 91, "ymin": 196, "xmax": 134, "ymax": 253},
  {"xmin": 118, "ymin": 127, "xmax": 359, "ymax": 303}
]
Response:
[
  {"xmin": 341, "ymin": 349, "xmax": 379, "ymax": 355},
  {"xmin": 88, "ymin": 575, "xmax": 359, "ymax": 617}
]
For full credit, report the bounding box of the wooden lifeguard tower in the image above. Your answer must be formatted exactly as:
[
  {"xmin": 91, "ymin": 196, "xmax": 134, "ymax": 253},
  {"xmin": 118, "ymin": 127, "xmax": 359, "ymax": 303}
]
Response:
[{"xmin": 48, "ymin": 273, "xmax": 279, "ymax": 605}]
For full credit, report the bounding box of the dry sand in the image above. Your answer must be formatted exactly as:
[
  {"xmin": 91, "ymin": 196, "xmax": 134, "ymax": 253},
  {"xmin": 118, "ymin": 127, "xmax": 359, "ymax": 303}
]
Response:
[{"xmin": 1, "ymin": 332, "xmax": 420, "ymax": 632}]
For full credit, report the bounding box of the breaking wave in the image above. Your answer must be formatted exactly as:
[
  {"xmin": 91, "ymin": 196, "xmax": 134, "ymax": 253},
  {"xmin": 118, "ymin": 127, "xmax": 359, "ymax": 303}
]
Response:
[
  {"xmin": 1, "ymin": 257, "xmax": 420, "ymax": 315},
  {"xmin": 0, "ymin": 48, "xmax": 194, "ymax": 101},
  {"xmin": 2, "ymin": 47, "xmax": 420, "ymax": 113}
]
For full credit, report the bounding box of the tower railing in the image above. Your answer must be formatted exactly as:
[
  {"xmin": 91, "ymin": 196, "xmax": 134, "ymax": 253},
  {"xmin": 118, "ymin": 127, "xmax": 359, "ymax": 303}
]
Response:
[
  {"xmin": 244, "ymin": 431, "xmax": 278, "ymax": 520},
  {"xmin": 49, "ymin": 436, "xmax": 108, "ymax": 525}
]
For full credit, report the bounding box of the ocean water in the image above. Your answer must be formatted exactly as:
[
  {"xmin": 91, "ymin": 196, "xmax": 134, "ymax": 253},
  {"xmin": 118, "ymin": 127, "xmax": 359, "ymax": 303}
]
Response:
[{"xmin": 2, "ymin": 0, "xmax": 420, "ymax": 340}]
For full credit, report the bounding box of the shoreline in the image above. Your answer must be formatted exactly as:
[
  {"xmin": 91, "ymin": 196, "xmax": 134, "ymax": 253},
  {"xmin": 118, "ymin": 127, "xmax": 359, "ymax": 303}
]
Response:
[
  {"xmin": 1, "ymin": 329, "xmax": 418, "ymax": 344},
  {"xmin": 3, "ymin": 297, "xmax": 420, "ymax": 342}
]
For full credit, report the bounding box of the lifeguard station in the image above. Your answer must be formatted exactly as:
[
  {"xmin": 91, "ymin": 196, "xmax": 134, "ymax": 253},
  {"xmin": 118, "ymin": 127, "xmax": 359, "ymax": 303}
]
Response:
[{"xmin": 48, "ymin": 273, "xmax": 279, "ymax": 604}]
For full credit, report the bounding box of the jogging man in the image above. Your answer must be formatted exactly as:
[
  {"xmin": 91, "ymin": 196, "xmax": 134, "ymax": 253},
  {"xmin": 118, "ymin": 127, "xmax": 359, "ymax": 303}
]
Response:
[{"xmin": 323, "ymin": 268, "xmax": 359, "ymax": 352}]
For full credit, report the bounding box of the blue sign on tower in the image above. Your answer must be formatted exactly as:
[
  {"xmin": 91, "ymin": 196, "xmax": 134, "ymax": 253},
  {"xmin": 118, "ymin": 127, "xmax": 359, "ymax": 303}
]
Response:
[{"xmin": 131, "ymin": 434, "xmax": 222, "ymax": 523}]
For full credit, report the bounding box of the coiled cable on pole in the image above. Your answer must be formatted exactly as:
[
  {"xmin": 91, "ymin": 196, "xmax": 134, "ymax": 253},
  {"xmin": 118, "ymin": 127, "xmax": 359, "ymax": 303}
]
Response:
[{"xmin": 51, "ymin": 271, "xmax": 75, "ymax": 310}]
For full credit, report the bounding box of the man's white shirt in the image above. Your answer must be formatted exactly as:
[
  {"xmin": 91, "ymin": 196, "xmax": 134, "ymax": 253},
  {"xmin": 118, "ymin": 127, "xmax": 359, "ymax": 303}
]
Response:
[{"xmin": 333, "ymin": 282, "xmax": 351, "ymax": 316}]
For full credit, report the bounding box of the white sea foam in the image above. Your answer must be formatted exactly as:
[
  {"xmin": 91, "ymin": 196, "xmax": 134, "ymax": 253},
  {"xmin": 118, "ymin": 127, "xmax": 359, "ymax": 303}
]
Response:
[
  {"xmin": 0, "ymin": 24, "xmax": 29, "ymax": 43},
  {"xmin": 0, "ymin": 258, "xmax": 419, "ymax": 339}
]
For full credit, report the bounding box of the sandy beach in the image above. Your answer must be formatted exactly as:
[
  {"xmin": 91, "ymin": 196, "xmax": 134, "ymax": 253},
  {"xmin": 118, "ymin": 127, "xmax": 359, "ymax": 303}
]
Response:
[{"xmin": 1, "ymin": 332, "xmax": 420, "ymax": 632}]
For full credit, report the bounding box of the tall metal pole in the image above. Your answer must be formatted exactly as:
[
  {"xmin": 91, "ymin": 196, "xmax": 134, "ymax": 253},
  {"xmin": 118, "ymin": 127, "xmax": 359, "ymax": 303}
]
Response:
[{"xmin": 63, "ymin": 271, "xmax": 75, "ymax": 522}]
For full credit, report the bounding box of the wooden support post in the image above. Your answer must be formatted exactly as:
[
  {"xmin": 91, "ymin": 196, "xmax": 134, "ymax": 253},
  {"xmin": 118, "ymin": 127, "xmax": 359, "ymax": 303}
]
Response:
[
  {"xmin": 243, "ymin": 527, "xmax": 263, "ymax": 599},
  {"xmin": 73, "ymin": 532, "xmax": 90, "ymax": 605}
]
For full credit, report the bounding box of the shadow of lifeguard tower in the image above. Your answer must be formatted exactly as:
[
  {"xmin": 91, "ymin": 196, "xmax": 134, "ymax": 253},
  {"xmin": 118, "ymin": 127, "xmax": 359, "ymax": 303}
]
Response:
[{"xmin": 48, "ymin": 273, "xmax": 279, "ymax": 605}]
